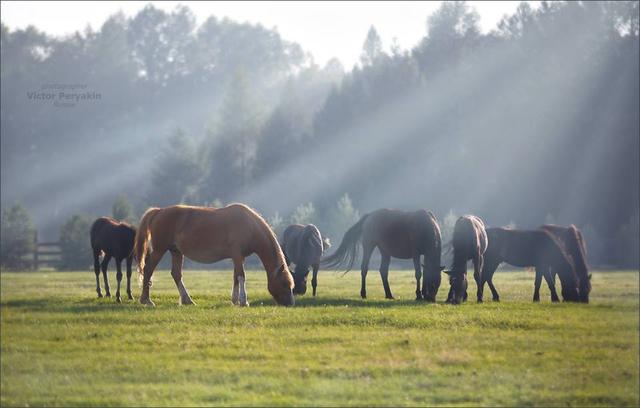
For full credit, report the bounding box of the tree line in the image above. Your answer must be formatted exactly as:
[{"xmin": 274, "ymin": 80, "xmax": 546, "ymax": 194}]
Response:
[{"xmin": 1, "ymin": 1, "xmax": 638, "ymax": 269}]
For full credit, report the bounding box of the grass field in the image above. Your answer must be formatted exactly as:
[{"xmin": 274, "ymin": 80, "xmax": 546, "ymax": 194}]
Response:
[{"xmin": 1, "ymin": 269, "xmax": 638, "ymax": 407}]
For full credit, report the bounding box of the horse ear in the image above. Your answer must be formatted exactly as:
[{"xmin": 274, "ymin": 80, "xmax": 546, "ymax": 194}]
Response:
[{"xmin": 440, "ymin": 265, "xmax": 446, "ymax": 271}]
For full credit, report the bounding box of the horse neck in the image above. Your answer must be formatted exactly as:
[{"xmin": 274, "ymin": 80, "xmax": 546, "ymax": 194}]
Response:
[
  {"xmin": 552, "ymin": 247, "xmax": 576, "ymax": 284},
  {"xmin": 254, "ymin": 223, "xmax": 286, "ymax": 280}
]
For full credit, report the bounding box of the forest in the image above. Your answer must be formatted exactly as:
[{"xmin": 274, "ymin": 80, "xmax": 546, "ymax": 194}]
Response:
[{"xmin": 1, "ymin": 1, "xmax": 638, "ymax": 268}]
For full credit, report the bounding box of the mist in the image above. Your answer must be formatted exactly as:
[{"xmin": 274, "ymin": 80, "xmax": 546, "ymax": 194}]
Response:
[{"xmin": 1, "ymin": 1, "xmax": 638, "ymax": 268}]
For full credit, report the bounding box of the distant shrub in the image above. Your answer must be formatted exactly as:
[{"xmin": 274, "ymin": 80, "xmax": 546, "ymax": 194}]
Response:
[
  {"xmin": 59, "ymin": 214, "xmax": 92, "ymax": 271},
  {"xmin": 290, "ymin": 202, "xmax": 316, "ymax": 226},
  {"xmin": 112, "ymin": 195, "xmax": 134, "ymax": 223},
  {"xmin": 0, "ymin": 203, "xmax": 36, "ymax": 270}
]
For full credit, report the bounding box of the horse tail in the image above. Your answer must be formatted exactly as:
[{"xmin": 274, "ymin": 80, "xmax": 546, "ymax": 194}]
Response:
[
  {"xmin": 321, "ymin": 214, "xmax": 370, "ymax": 271},
  {"xmin": 134, "ymin": 207, "xmax": 160, "ymax": 279}
]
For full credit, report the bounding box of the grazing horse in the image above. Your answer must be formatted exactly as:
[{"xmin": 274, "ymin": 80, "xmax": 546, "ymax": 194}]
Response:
[
  {"xmin": 90, "ymin": 217, "xmax": 136, "ymax": 302},
  {"xmin": 540, "ymin": 224, "xmax": 591, "ymax": 303},
  {"xmin": 444, "ymin": 215, "xmax": 488, "ymax": 304},
  {"xmin": 134, "ymin": 204, "xmax": 294, "ymax": 307},
  {"xmin": 322, "ymin": 209, "xmax": 444, "ymax": 301},
  {"xmin": 481, "ymin": 227, "xmax": 579, "ymax": 302},
  {"xmin": 281, "ymin": 224, "xmax": 331, "ymax": 296}
]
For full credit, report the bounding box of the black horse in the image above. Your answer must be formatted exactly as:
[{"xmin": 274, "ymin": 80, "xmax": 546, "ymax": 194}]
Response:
[
  {"xmin": 281, "ymin": 224, "xmax": 330, "ymax": 296},
  {"xmin": 90, "ymin": 217, "xmax": 136, "ymax": 302},
  {"xmin": 480, "ymin": 227, "xmax": 579, "ymax": 302},
  {"xmin": 445, "ymin": 215, "xmax": 488, "ymax": 304},
  {"xmin": 322, "ymin": 209, "xmax": 444, "ymax": 301},
  {"xmin": 540, "ymin": 224, "xmax": 591, "ymax": 303}
]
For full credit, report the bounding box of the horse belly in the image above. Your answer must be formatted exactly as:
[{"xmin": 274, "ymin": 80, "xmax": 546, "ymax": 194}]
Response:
[{"xmin": 180, "ymin": 247, "xmax": 228, "ymax": 264}]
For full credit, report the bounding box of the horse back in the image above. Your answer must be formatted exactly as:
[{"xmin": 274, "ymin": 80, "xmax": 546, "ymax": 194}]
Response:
[
  {"xmin": 282, "ymin": 224, "xmax": 323, "ymax": 265},
  {"xmin": 487, "ymin": 227, "xmax": 569, "ymax": 268},
  {"xmin": 453, "ymin": 215, "xmax": 487, "ymax": 260},
  {"xmin": 365, "ymin": 209, "xmax": 440, "ymax": 259}
]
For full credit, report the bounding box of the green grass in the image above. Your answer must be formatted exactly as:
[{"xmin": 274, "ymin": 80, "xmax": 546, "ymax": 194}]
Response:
[{"xmin": 1, "ymin": 269, "xmax": 638, "ymax": 407}]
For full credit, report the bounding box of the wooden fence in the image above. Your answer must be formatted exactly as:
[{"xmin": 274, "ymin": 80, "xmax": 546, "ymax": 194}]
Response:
[{"xmin": 32, "ymin": 232, "xmax": 62, "ymax": 270}]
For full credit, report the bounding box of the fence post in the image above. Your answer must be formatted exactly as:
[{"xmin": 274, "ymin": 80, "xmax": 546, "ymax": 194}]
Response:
[{"xmin": 33, "ymin": 230, "xmax": 39, "ymax": 271}]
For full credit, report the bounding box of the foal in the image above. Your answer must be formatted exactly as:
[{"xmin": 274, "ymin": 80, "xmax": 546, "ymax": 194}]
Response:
[{"xmin": 90, "ymin": 217, "xmax": 136, "ymax": 302}]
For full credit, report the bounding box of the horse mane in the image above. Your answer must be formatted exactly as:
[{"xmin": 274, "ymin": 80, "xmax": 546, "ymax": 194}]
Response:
[
  {"xmin": 544, "ymin": 230, "xmax": 577, "ymax": 282},
  {"xmin": 566, "ymin": 225, "xmax": 589, "ymax": 275}
]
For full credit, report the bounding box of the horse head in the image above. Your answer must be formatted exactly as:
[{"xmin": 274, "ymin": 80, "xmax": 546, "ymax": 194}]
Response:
[
  {"xmin": 444, "ymin": 269, "xmax": 468, "ymax": 305},
  {"xmin": 268, "ymin": 264, "xmax": 295, "ymax": 306}
]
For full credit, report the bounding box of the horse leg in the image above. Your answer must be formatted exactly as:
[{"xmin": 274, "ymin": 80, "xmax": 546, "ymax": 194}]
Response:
[
  {"xmin": 471, "ymin": 255, "xmax": 483, "ymax": 303},
  {"xmin": 533, "ymin": 266, "xmax": 544, "ymax": 302},
  {"xmin": 231, "ymin": 256, "xmax": 249, "ymax": 306},
  {"xmin": 93, "ymin": 249, "xmax": 102, "ymax": 298},
  {"xmin": 311, "ymin": 263, "xmax": 319, "ymax": 297},
  {"xmin": 360, "ymin": 243, "xmax": 375, "ymax": 299},
  {"xmin": 487, "ymin": 278, "xmax": 500, "ymax": 302},
  {"xmin": 480, "ymin": 260, "xmax": 499, "ymax": 303},
  {"xmin": 379, "ymin": 251, "xmax": 393, "ymax": 299},
  {"xmin": 231, "ymin": 276, "xmax": 240, "ymax": 305},
  {"xmin": 412, "ymin": 256, "xmax": 422, "ymax": 300},
  {"xmin": 101, "ymin": 254, "xmax": 112, "ymax": 297},
  {"xmin": 126, "ymin": 256, "xmax": 133, "ymax": 300},
  {"xmin": 544, "ymin": 267, "xmax": 560, "ymax": 302},
  {"xmin": 171, "ymin": 249, "xmax": 195, "ymax": 305},
  {"xmin": 115, "ymin": 258, "xmax": 123, "ymax": 303},
  {"xmin": 139, "ymin": 251, "xmax": 163, "ymax": 306}
]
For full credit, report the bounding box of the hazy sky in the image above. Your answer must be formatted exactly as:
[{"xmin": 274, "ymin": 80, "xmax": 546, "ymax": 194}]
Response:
[{"xmin": 1, "ymin": 1, "xmax": 536, "ymax": 68}]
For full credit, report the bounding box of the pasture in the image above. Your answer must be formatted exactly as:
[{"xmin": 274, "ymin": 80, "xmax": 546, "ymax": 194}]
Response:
[{"xmin": 1, "ymin": 269, "xmax": 638, "ymax": 407}]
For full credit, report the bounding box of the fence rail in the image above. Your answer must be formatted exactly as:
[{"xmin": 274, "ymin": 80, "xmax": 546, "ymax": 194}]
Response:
[{"xmin": 33, "ymin": 232, "xmax": 61, "ymax": 270}]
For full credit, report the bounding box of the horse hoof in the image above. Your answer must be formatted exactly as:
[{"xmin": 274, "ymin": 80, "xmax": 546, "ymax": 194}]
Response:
[
  {"xmin": 493, "ymin": 298, "xmax": 500, "ymax": 302},
  {"xmin": 116, "ymin": 297, "xmax": 122, "ymax": 303},
  {"xmin": 552, "ymin": 298, "xmax": 560, "ymax": 303},
  {"xmin": 239, "ymin": 302, "xmax": 249, "ymax": 307},
  {"xmin": 477, "ymin": 299, "xmax": 483, "ymax": 303},
  {"xmin": 533, "ymin": 297, "xmax": 540, "ymax": 302},
  {"xmin": 127, "ymin": 295, "xmax": 133, "ymax": 300},
  {"xmin": 105, "ymin": 293, "xmax": 111, "ymax": 298},
  {"xmin": 385, "ymin": 295, "xmax": 395, "ymax": 300},
  {"xmin": 181, "ymin": 298, "xmax": 196, "ymax": 306},
  {"xmin": 97, "ymin": 293, "xmax": 103, "ymax": 298},
  {"xmin": 140, "ymin": 298, "xmax": 155, "ymax": 307}
]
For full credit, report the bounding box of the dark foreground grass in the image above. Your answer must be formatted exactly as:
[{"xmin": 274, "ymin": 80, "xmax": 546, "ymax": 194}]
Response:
[{"xmin": 1, "ymin": 269, "xmax": 638, "ymax": 407}]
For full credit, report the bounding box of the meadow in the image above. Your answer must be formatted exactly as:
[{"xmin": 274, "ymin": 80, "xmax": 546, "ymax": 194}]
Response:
[{"xmin": 1, "ymin": 269, "xmax": 638, "ymax": 407}]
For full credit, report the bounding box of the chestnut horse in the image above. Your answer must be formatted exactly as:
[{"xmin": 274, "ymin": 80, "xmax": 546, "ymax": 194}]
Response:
[
  {"xmin": 540, "ymin": 224, "xmax": 591, "ymax": 303},
  {"xmin": 90, "ymin": 217, "xmax": 136, "ymax": 302},
  {"xmin": 444, "ymin": 215, "xmax": 488, "ymax": 304},
  {"xmin": 322, "ymin": 209, "xmax": 444, "ymax": 301},
  {"xmin": 481, "ymin": 227, "xmax": 579, "ymax": 302},
  {"xmin": 134, "ymin": 204, "xmax": 294, "ymax": 306},
  {"xmin": 281, "ymin": 224, "xmax": 331, "ymax": 296}
]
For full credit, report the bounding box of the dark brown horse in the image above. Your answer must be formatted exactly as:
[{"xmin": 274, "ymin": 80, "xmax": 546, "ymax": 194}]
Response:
[
  {"xmin": 90, "ymin": 217, "xmax": 136, "ymax": 302},
  {"xmin": 540, "ymin": 224, "xmax": 591, "ymax": 303},
  {"xmin": 481, "ymin": 227, "xmax": 579, "ymax": 302},
  {"xmin": 322, "ymin": 209, "xmax": 444, "ymax": 301},
  {"xmin": 444, "ymin": 215, "xmax": 488, "ymax": 304},
  {"xmin": 281, "ymin": 224, "xmax": 330, "ymax": 296},
  {"xmin": 134, "ymin": 204, "xmax": 294, "ymax": 307}
]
